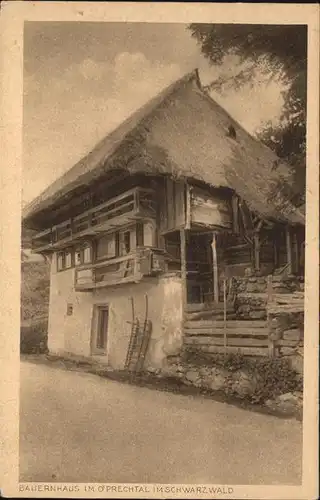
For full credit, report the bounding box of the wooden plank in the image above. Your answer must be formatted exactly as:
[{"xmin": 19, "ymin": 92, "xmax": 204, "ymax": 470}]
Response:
[
  {"xmin": 271, "ymin": 294, "xmax": 305, "ymax": 302},
  {"xmin": 184, "ymin": 337, "xmax": 269, "ymax": 347},
  {"xmin": 187, "ymin": 302, "xmax": 234, "ymax": 312},
  {"xmin": 184, "ymin": 327, "xmax": 269, "ymax": 337},
  {"xmin": 184, "ymin": 320, "xmax": 267, "ymax": 329},
  {"xmin": 278, "ymin": 339, "xmax": 303, "ymax": 347},
  {"xmin": 268, "ymin": 305, "xmax": 304, "ymax": 314},
  {"xmin": 211, "ymin": 233, "xmax": 219, "ymax": 304},
  {"xmin": 186, "ymin": 345, "xmax": 268, "ymax": 356},
  {"xmin": 175, "ymin": 181, "xmax": 186, "ymax": 227},
  {"xmin": 75, "ymin": 273, "xmax": 141, "ymax": 291},
  {"xmin": 190, "ymin": 187, "xmax": 232, "ymax": 229},
  {"xmin": 191, "ymin": 205, "xmax": 232, "ymax": 229},
  {"xmin": 33, "ymin": 227, "xmax": 52, "ymax": 240}
]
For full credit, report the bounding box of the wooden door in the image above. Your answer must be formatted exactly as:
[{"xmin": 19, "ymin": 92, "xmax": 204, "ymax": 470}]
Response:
[{"xmin": 92, "ymin": 306, "xmax": 109, "ymax": 354}]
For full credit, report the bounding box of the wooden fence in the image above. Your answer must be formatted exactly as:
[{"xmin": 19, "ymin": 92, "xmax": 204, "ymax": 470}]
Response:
[{"xmin": 184, "ymin": 319, "xmax": 270, "ymax": 357}]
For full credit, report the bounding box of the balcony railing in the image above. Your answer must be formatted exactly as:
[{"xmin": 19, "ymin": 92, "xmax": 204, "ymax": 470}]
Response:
[
  {"xmin": 32, "ymin": 187, "xmax": 156, "ymax": 252},
  {"xmin": 74, "ymin": 248, "xmax": 166, "ymax": 291}
]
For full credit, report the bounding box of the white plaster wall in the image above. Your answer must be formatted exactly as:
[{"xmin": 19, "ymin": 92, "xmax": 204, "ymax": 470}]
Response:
[
  {"xmin": 93, "ymin": 275, "xmax": 183, "ymax": 370},
  {"xmin": 93, "ymin": 281, "xmax": 161, "ymax": 369},
  {"xmin": 48, "ymin": 254, "xmax": 93, "ymax": 357},
  {"xmin": 48, "ymin": 252, "xmax": 184, "ymax": 370},
  {"xmin": 145, "ymin": 274, "xmax": 184, "ymax": 369}
]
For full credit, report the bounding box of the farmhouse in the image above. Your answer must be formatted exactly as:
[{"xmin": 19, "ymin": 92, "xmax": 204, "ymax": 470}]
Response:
[{"xmin": 23, "ymin": 69, "xmax": 305, "ymax": 372}]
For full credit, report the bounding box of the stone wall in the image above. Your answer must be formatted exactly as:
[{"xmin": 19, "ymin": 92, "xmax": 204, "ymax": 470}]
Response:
[
  {"xmin": 156, "ymin": 350, "xmax": 303, "ymax": 412},
  {"xmin": 233, "ymin": 273, "xmax": 304, "ymax": 320},
  {"xmin": 269, "ymin": 311, "xmax": 304, "ymax": 374},
  {"xmin": 160, "ymin": 357, "xmax": 260, "ymax": 398}
]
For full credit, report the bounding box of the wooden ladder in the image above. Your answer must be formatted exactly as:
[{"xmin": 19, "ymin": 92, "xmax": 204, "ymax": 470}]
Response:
[{"xmin": 124, "ymin": 295, "xmax": 152, "ymax": 373}]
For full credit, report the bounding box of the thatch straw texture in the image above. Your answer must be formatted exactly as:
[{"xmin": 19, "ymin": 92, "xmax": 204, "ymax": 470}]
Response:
[{"xmin": 23, "ymin": 69, "xmax": 304, "ymax": 226}]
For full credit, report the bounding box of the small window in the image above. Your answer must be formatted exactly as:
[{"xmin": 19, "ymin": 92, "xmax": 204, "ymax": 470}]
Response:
[
  {"xmin": 115, "ymin": 232, "xmax": 120, "ymax": 256},
  {"xmin": 124, "ymin": 231, "xmax": 131, "ymax": 253},
  {"xmin": 136, "ymin": 223, "xmax": 144, "ymax": 247},
  {"xmin": 227, "ymin": 125, "xmax": 237, "ymax": 139},
  {"xmin": 143, "ymin": 222, "xmax": 155, "ymax": 247},
  {"xmin": 83, "ymin": 245, "xmax": 92, "ymax": 264},
  {"xmin": 75, "ymin": 250, "xmax": 82, "ymax": 266},
  {"xmin": 96, "ymin": 234, "xmax": 116, "ymax": 260},
  {"xmin": 57, "ymin": 252, "xmax": 65, "ymax": 271},
  {"xmin": 120, "ymin": 231, "xmax": 131, "ymax": 255},
  {"xmin": 67, "ymin": 303, "xmax": 73, "ymax": 316}
]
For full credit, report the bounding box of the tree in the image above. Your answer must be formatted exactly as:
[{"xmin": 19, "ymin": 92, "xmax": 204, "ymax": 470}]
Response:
[{"xmin": 188, "ymin": 24, "xmax": 307, "ymax": 206}]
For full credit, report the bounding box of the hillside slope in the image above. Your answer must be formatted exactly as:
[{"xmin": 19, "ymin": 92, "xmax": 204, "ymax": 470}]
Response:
[{"xmin": 21, "ymin": 260, "xmax": 50, "ymax": 321}]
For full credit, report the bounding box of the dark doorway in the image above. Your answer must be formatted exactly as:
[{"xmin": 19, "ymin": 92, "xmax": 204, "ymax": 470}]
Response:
[{"xmin": 95, "ymin": 306, "xmax": 109, "ymax": 353}]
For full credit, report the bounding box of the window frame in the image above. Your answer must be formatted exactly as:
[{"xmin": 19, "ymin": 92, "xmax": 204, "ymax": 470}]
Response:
[
  {"xmin": 65, "ymin": 249, "xmax": 73, "ymax": 269},
  {"xmin": 57, "ymin": 248, "xmax": 74, "ymax": 272},
  {"xmin": 74, "ymin": 241, "xmax": 93, "ymax": 267},
  {"xmin": 57, "ymin": 252, "xmax": 65, "ymax": 272},
  {"xmin": 91, "ymin": 305, "xmax": 109, "ymax": 355}
]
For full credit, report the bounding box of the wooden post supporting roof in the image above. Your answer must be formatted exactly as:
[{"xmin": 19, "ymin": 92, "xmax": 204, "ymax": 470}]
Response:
[
  {"xmin": 231, "ymin": 195, "xmax": 240, "ymax": 234},
  {"xmin": 253, "ymin": 233, "xmax": 260, "ymax": 271},
  {"xmin": 292, "ymin": 230, "xmax": 299, "ymax": 274},
  {"xmin": 180, "ymin": 229, "xmax": 188, "ymax": 308},
  {"xmin": 211, "ymin": 233, "xmax": 219, "ymax": 304},
  {"xmin": 285, "ymin": 226, "xmax": 293, "ymax": 275},
  {"xmin": 185, "ymin": 182, "xmax": 191, "ymax": 230},
  {"xmin": 266, "ymin": 275, "xmax": 276, "ymax": 358}
]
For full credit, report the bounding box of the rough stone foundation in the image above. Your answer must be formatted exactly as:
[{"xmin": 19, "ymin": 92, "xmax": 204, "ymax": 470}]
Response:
[
  {"xmin": 269, "ymin": 310, "xmax": 304, "ymax": 374},
  {"xmin": 232, "ymin": 274, "xmax": 304, "ymax": 320}
]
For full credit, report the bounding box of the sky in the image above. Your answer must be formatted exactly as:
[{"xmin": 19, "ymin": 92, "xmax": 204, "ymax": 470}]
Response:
[{"xmin": 23, "ymin": 22, "xmax": 285, "ymax": 206}]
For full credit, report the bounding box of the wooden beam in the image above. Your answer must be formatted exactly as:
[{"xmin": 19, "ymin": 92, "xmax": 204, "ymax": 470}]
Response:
[
  {"xmin": 266, "ymin": 275, "xmax": 276, "ymax": 358},
  {"xmin": 180, "ymin": 229, "xmax": 188, "ymax": 309},
  {"xmin": 185, "ymin": 183, "xmax": 191, "ymax": 230},
  {"xmin": 255, "ymin": 219, "xmax": 264, "ymax": 233},
  {"xmin": 166, "ymin": 178, "xmax": 175, "ymax": 230},
  {"xmin": 211, "ymin": 232, "xmax": 219, "ymax": 304},
  {"xmin": 239, "ymin": 201, "xmax": 254, "ymax": 233},
  {"xmin": 285, "ymin": 226, "xmax": 293, "ymax": 274},
  {"xmin": 292, "ymin": 230, "xmax": 299, "ymax": 274},
  {"xmin": 253, "ymin": 233, "xmax": 260, "ymax": 271},
  {"xmin": 231, "ymin": 195, "xmax": 240, "ymax": 234}
]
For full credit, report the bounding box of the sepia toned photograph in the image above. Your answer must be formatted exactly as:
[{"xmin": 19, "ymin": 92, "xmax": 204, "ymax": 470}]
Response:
[{"xmin": 0, "ymin": 4, "xmax": 317, "ymax": 498}]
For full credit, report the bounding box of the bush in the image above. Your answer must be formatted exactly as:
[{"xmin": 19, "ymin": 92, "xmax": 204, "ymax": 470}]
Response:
[
  {"xmin": 20, "ymin": 320, "xmax": 48, "ymax": 354},
  {"xmin": 183, "ymin": 350, "xmax": 303, "ymax": 404}
]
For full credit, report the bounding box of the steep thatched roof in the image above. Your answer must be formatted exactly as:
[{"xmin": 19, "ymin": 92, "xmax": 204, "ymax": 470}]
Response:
[{"xmin": 23, "ymin": 69, "xmax": 304, "ymax": 226}]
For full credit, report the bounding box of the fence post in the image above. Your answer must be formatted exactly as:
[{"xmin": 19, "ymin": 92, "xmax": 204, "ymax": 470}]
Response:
[
  {"xmin": 223, "ymin": 278, "xmax": 227, "ymax": 355},
  {"xmin": 267, "ymin": 275, "xmax": 276, "ymax": 357}
]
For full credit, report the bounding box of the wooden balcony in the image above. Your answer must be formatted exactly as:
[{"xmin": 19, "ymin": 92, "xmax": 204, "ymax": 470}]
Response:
[
  {"xmin": 74, "ymin": 248, "xmax": 167, "ymax": 291},
  {"xmin": 32, "ymin": 187, "xmax": 156, "ymax": 252}
]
